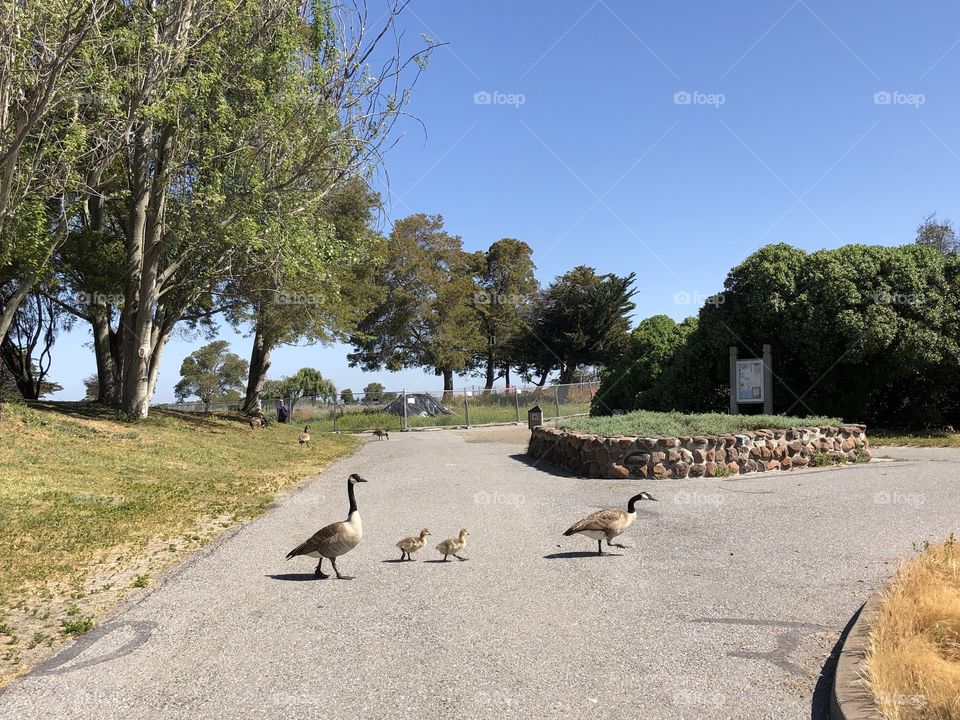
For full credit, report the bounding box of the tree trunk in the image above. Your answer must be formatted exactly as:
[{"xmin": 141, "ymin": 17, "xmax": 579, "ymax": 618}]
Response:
[
  {"xmin": 484, "ymin": 348, "xmax": 495, "ymax": 390},
  {"xmin": 91, "ymin": 308, "xmax": 121, "ymax": 405},
  {"xmin": 0, "ymin": 281, "xmax": 33, "ymax": 344},
  {"xmin": 242, "ymin": 325, "xmax": 272, "ymax": 414},
  {"xmin": 504, "ymin": 365, "xmax": 511, "ymax": 389},
  {"xmin": 441, "ymin": 368, "xmax": 454, "ymax": 403}
]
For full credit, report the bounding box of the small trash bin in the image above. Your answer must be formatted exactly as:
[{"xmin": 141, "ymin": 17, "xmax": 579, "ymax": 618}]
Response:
[{"xmin": 528, "ymin": 405, "xmax": 543, "ymax": 430}]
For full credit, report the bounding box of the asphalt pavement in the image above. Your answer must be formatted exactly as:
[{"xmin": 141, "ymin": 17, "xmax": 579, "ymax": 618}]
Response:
[{"xmin": 1, "ymin": 431, "xmax": 957, "ymax": 720}]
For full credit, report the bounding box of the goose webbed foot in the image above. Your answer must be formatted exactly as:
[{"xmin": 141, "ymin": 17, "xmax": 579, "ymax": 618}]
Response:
[
  {"xmin": 609, "ymin": 542, "xmax": 628, "ymax": 549},
  {"xmin": 330, "ymin": 558, "xmax": 352, "ymax": 580},
  {"xmin": 314, "ymin": 561, "xmax": 329, "ymax": 580},
  {"xmin": 454, "ymin": 554, "xmax": 467, "ymax": 562}
]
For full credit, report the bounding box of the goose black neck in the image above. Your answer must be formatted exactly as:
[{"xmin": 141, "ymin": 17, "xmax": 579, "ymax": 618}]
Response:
[
  {"xmin": 627, "ymin": 494, "xmax": 644, "ymax": 513},
  {"xmin": 347, "ymin": 480, "xmax": 358, "ymax": 515}
]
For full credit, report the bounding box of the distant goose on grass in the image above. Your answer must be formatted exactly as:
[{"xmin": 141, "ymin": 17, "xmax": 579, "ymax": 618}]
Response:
[
  {"xmin": 436, "ymin": 528, "xmax": 469, "ymax": 562},
  {"xmin": 298, "ymin": 426, "xmax": 310, "ymax": 447},
  {"xmin": 286, "ymin": 473, "xmax": 367, "ymax": 579},
  {"xmin": 396, "ymin": 528, "xmax": 431, "ymax": 561},
  {"xmin": 563, "ymin": 492, "xmax": 657, "ymax": 556}
]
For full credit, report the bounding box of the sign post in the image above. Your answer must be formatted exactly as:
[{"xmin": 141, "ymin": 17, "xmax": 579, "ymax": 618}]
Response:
[{"xmin": 730, "ymin": 345, "xmax": 774, "ymax": 415}]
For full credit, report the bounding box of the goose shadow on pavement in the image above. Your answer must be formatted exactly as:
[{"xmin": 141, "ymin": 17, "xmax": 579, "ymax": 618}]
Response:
[
  {"xmin": 266, "ymin": 573, "xmax": 319, "ymax": 582},
  {"xmin": 543, "ymin": 551, "xmax": 624, "ymax": 559}
]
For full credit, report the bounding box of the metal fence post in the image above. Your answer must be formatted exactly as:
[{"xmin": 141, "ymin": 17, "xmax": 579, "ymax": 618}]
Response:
[
  {"xmin": 464, "ymin": 392, "xmax": 470, "ymax": 428},
  {"xmin": 514, "ymin": 388, "xmax": 520, "ymax": 423},
  {"xmin": 555, "ymin": 384, "xmax": 561, "ymax": 418},
  {"xmin": 402, "ymin": 389, "xmax": 408, "ymax": 431},
  {"xmin": 332, "ymin": 401, "xmax": 337, "ymax": 433}
]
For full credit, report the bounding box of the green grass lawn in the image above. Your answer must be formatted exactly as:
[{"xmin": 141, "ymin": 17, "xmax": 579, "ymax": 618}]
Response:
[
  {"xmin": 0, "ymin": 401, "xmax": 358, "ymax": 685},
  {"xmin": 556, "ymin": 410, "xmax": 844, "ymax": 438},
  {"xmin": 296, "ymin": 398, "xmax": 593, "ymax": 431}
]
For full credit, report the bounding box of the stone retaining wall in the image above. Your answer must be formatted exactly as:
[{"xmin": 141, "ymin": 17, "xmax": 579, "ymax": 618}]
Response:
[{"xmin": 527, "ymin": 424, "xmax": 870, "ymax": 479}]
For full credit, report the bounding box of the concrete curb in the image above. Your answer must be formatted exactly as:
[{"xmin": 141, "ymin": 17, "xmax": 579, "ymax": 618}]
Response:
[{"xmin": 830, "ymin": 583, "xmax": 889, "ymax": 720}]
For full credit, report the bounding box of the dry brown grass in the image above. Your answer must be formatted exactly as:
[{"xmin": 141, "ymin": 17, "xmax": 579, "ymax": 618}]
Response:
[
  {"xmin": 0, "ymin": 401, "xmax": 359, "ymax": 686},
  {"xmin": 867, "ymin": 535, "xmax": 960, "ymax": 719}
]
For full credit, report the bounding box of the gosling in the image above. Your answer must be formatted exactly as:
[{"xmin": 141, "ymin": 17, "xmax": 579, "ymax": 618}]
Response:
[
  {"xmin": 396, "ymin": 528, "xmax": 431, "ymax": 561},
  {"xmin": 373, "ymin": 428, "xmax": 389, "ymax": 440},
  {"xmin": 298, "ymin": 426, "xmax": 310, "ymax": 447},
  {"xmin": 436, "ymin": 528, "xmax": 469, "ymax": 562}
]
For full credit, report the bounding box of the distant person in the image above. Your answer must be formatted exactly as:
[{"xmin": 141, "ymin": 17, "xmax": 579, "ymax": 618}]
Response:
[{"xmin": 277, "ymin": 400, "xmax": 289, "ymax": 424}]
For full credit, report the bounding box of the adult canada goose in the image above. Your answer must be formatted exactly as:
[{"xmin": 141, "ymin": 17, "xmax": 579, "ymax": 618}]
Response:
[
  {"xmin": 298, "ymin": 426, "xmax": 310, "ymax": 447},
  {"xmin": 286, "ymin": 473, "xmax": 367, "ymax": 579},
  {"xmin": 396, "ymin": 528, "xmax": 431, "ymax": 561},
  {"xmin": 563, "ymin": 492, "xmax": 657, "ymax": 556},
  {"xmin": 373, "ymin": 428, "xmax": 389, "ymax": 440},
  {"xmin": 436, "ymin": 528, "xmax": 469, "ymax": 562}
]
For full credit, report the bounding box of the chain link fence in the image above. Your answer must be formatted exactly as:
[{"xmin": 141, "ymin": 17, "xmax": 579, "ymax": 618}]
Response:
[{"xmin": 157, "ymin": 381, "xmax": 600, "ymax": 432}]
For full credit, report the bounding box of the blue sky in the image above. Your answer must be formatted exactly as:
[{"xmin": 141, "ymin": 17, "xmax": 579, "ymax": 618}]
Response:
[{"xmin": 51, "ymin": 0, "xmax": 960, "ymax": 402}]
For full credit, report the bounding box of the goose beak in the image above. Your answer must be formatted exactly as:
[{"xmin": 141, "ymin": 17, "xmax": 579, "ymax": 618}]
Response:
[{"xmin": 355, "ymin": 476, "xmax": 368, "ymax": 483}]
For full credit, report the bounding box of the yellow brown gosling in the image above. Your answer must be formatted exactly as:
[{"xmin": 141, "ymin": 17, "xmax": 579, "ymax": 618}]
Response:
[
  {"xmin": 396, "ymin": 528, "xmax": 431, "ymax": 561},
  {"xmin": 298, "ymin": 425, "xmax": 310, "ymax": 447},
  {"xmin": 435, "ymin": 528, "xmax": 469, "ymax": 562}
]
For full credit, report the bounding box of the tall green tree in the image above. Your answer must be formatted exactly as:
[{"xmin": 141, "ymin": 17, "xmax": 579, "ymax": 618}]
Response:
[
  {"xmin": 35, "ymin": 1, "xmax": 436, "ymax": 418},
  {"xmin": 471, "ymin": 238, "xmax": 538, "ymax": 389},
  {"xmin": 174, "ymin": 341, "xmax": 249, "ymax": 406},
  {"xmin": 590, "ymin": 314, "xmax": 698, "ymax": 415},
  {"xmin": 644, "ymin": 243, "xmax": 960, "ymax": 426},
  {"xmin": 228, "ymin": 179, "xmax": 383, "ymax": 414},
  {"xmin": 0, "ymin": 0, "xmax": 113, "ymax": 342},
  {"xmin": 348, "ymin": 214, "xmax": 483, "ymax": 396},
  {"xmin": 512, "ymin": 266, "xmax": 637, "ymax": 387}
]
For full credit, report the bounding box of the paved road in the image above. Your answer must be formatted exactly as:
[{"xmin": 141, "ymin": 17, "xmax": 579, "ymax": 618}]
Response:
[{"xmin": 1, "ymin": 433, "xmax": 958, "ymax": 720}]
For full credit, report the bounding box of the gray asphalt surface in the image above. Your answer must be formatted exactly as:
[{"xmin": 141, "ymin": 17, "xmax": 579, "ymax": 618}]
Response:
[{"xmin": 1, "ymin": 433, "xmax": 958, "ymax": 720}]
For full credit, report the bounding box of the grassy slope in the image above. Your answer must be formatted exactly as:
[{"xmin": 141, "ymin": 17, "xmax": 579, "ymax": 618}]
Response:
[
  {"xmin": 555, "ymin": 410, "xmax": 843, "ymax": 438},
  {"xmin": 867, "ymin": 536, "xmax": 960, "ymax": 719},
  {"xmin": 0, "ymin": 401, "xmax": 358, "ymax": 685}
]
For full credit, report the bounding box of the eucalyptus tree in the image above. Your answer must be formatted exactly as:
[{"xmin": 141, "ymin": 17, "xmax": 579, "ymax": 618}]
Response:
[
  {"xmin": 228, "ymin": 178, "xmax": 384, "ymax": 414},
  {"xmin": 471, "ymin": 238, "xmax": 537, "ymax": 389},
  {"xmin": 0, "ymin": 0, "xmax": 114, "ymax": 342},
  {"xmin": 41, "ymin": 1, "xmax": 434, "ymax": 416},
  {"xmin": 348, "ymin": 213, "xmax": 484, "ymax": 397}
]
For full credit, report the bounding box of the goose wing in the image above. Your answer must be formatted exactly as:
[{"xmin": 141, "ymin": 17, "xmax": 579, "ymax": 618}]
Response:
[
  {"xmin": 563, "ymin": 508, "xmax": 626, "ymax": 536},
  {"xmin": 286, "ymin": 521, "xmax": 345, "ymax": 558}
]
